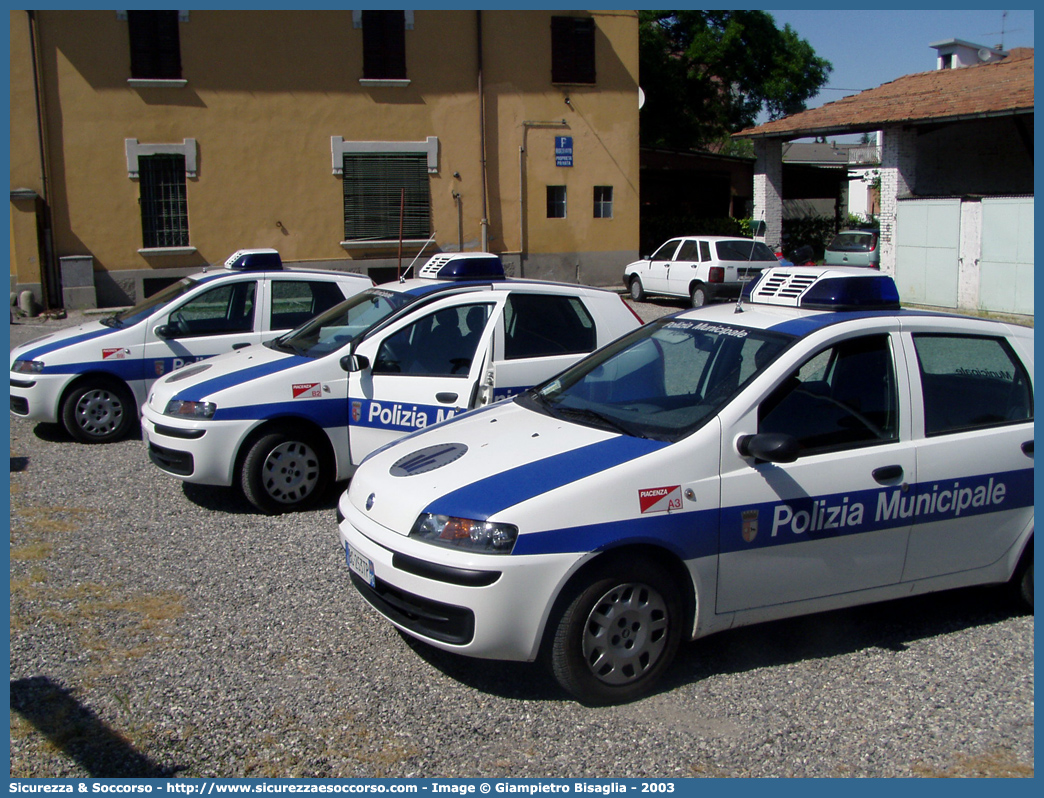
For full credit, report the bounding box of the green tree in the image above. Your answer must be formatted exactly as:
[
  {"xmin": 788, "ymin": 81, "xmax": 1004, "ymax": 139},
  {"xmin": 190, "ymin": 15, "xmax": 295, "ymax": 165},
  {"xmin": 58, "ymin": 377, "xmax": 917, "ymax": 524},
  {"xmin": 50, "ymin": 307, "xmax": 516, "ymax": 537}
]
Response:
[{"xmin": 639, "ymin": 10, "xmax": 832, "ymax": 150}]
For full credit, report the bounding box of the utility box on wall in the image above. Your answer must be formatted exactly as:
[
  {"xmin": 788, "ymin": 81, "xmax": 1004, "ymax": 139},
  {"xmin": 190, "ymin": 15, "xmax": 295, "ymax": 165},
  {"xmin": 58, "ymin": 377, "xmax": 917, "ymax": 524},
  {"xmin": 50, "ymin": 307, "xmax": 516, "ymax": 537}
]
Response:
[{"xmin": 59, "ymin": 256, "xmax": 97, "ymax": 310}]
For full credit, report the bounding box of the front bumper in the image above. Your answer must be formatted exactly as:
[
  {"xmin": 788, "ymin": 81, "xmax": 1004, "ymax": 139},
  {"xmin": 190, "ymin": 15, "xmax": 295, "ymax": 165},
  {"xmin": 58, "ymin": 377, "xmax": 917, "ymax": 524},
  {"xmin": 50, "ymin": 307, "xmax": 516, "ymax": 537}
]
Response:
[
  {"xmin": 337, "ymin": 492, "xmax": 585, "ymax": 662},
  {"xmin": 9, "ymin": 372, "xmax": 70, "ymax": 424},
  {"xmin": 141, "ymin": 408, "xmax": 255, "ymax": 486}
]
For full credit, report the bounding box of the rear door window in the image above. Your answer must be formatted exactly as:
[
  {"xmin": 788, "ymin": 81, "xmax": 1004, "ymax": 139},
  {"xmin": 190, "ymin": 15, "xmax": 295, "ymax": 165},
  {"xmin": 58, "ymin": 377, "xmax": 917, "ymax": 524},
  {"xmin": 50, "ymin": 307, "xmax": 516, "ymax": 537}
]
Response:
[
  {"xmin": 504, "ymin": 294, "xmax": 596, "ymax": 360},
  {"xmin": 270, "ymin": 280, "xmax": 347, "ymax": 330},
  {"xmin": 913, "ymin": 334, "xmax": 1032, "ymax": 435}
]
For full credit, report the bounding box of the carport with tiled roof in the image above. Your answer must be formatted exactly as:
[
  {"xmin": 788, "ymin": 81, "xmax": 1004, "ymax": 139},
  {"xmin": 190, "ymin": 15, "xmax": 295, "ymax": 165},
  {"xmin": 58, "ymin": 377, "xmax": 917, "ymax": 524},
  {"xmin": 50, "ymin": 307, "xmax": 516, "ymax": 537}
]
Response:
[{"xmin": 734, "ymin": 48, "xmax": 1033, "ymax": 316}]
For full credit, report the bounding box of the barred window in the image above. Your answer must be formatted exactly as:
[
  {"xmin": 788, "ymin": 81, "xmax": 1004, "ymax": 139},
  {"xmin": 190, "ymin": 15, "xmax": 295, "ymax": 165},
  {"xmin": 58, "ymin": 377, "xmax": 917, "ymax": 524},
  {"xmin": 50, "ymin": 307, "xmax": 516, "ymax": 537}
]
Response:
[
  {"xmin": 362, "ymin": 10, "xmax": 407, "ymax": 80},
  {"xmin": 139, "ymin": 154, "xmax": 189, "ymax": 248},
  {"xmin": 551, "ymin": 16, "xmax": 596, "ymax": 84},
  {"xmin": 343, "ymin": 153, "xmax": 430, "ymax": 241},
  {"xmin": 127, "ymin": 10, "xmax": 182, "ymax": 80}
]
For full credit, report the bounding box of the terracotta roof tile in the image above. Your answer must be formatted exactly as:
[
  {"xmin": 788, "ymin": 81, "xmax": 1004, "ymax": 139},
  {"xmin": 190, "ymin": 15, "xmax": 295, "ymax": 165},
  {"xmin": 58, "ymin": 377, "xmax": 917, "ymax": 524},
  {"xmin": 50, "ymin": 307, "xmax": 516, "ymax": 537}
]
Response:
[{"xmin": 736, "ymin": 50, "xmax": 1033, "ymax": 139}]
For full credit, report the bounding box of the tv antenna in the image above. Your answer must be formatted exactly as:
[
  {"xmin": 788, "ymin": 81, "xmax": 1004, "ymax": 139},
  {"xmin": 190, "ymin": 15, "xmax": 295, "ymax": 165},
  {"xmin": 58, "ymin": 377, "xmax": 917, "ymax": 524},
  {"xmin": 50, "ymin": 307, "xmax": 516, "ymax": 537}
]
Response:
[{"xmin": 982, "ymin": 11, "xmax": 1021, "ymax": 51}]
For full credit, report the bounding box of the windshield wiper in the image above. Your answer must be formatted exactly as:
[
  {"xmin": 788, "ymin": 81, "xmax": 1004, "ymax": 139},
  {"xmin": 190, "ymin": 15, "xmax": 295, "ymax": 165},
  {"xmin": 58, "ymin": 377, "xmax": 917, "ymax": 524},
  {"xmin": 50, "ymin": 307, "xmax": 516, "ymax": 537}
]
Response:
[
  {"xmin": 556, "ymin": 406, "xmax": 640, "ymax": 437},
  {"xmin": 100, "ymin": 315, "xmax": 123, "ymax": 328}
]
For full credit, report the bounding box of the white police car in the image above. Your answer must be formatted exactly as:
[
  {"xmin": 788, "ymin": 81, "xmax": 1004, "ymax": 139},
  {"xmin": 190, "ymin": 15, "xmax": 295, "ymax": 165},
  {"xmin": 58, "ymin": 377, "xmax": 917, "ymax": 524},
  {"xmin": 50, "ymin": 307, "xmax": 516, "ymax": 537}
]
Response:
[
  {"xmin": 10, "ymin": 249, "xmax": 373, "ymax": 444},
  {"xmin": 337, "ymin": 265, "xmax": 1034, "ymax": 705},
  {"xmin": 140, "ymin": 253, "xmax": 643, "ymax": 513}
]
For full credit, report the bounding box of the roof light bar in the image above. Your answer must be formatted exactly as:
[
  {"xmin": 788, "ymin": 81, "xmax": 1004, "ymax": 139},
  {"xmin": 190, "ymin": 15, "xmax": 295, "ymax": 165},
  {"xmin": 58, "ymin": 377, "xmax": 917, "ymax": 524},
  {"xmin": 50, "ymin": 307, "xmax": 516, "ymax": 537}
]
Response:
[
  {"xmin": 417, "ymin": 253, "xmax": 506, "ymax": 281},
  {"xmin": 224, "ymin": 248, "xmax": 283, "ymax": 271},
  {"xmin": 746, "ymin": 266, "xmax": 901, "ymax": 311}
]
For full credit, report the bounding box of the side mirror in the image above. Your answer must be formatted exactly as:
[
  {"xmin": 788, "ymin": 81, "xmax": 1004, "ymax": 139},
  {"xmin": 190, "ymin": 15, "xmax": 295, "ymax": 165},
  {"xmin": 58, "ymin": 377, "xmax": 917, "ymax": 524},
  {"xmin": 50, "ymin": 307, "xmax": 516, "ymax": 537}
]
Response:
[
  {"xmin": 154, "ymin": 324, "xmax": 176, "ymax": 339},
  {"xmin": 340, "ymin": 354, "xmax": 370, "ymax": 373},
  {"xmin": 736, "ymin": 433, "xmax": 799, "ymax": 464}
]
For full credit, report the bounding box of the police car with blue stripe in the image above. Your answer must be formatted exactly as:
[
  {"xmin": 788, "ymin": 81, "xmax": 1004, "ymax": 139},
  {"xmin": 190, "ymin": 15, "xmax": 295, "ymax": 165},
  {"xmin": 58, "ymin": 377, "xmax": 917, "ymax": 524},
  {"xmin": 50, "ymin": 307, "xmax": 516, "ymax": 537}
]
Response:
[
  {"xmin": 140, "ymin": 253, "xmax": 643, "ymax": 513},
  {"xmin": 337, "ymin": 265, "xmax": 1034, "ymax": 705},
  {"xmin": 10, "ymin": 249, "xmax": 372, "ymax": 444}
]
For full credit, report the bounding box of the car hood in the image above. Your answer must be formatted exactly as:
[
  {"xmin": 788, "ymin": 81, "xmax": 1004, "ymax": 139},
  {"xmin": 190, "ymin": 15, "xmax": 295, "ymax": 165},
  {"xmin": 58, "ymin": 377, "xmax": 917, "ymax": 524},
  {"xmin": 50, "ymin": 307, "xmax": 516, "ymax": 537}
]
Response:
[
  {"xmin": 346, "ymin": 399, "xmax": 667, "ymax": 537},
  {"xmin": 10, "ymin": 319, "xmax": 119, "ymax": 365},
  {"xmin": 147, "ymin": 342, "xmax": 305, "ymax": 406}
]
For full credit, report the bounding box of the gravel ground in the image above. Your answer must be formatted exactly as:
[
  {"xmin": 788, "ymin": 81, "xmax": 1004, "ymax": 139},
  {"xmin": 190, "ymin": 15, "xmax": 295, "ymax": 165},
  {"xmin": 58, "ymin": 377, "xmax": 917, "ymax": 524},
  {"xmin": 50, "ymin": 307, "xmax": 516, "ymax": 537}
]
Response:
[{"xmin": 7, "ymin": 302, "xmax": 1034, "ymax": 779}]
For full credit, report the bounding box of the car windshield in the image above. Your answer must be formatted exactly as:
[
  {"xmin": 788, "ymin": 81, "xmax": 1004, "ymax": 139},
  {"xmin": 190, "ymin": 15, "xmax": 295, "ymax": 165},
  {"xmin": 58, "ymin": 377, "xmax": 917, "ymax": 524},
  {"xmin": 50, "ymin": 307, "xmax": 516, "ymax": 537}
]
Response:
[
  {"xmin": 518, "ymin": 317, "xmax": 793, "ymax": 442},
  {"xmin": 829, "ymin": 232, "xmax": 876, "ymax": 252},
  {"xmin": 714, "ymin": 240, "xmax": 778, "ymax": 262},
  {"xmin": 269, "ymin": 287, "xmax": 413, "ymax": 358},
  {"xmin": 103, "ymin": 277, "xmax": 199, "ymax": 328}
]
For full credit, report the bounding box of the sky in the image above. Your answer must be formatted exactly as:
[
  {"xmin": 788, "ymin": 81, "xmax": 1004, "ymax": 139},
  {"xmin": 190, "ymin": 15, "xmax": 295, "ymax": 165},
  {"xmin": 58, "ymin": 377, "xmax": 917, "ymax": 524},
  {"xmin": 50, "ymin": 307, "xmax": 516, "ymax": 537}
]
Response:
[{"xmin": 763, "ymin": 8, "xmax": 1034, "ymax": 126}]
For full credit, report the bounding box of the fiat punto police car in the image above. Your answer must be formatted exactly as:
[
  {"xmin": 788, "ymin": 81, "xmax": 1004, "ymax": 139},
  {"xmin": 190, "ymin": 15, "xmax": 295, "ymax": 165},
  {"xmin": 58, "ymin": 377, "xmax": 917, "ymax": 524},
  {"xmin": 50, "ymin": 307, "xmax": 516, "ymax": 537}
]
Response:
[
  {"xmin": 10, "ymin": 249, "xmax": 372, "ymax": 444},
  {"xmin": 141, "ymin": 253, "xmax": 643, "ymax": 513},
  {"xmin": 338, "ymin": 265, "xmax": 1034, "ymax": 705}
]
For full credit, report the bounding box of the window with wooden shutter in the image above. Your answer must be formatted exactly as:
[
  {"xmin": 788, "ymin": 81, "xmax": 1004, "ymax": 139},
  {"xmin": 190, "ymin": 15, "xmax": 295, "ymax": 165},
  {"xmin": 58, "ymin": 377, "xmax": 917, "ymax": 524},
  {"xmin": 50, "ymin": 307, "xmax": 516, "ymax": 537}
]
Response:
[
  {"xmin": 362, "ymin": 10, "xmax": 407, "ymax": 80},
  {"xmin": 127, "ymin": 10, "xmax": 182, "ymax": 80},
  {"xmin": 551, "ymin": 16, "xmax": 595, "ymax": 84}
]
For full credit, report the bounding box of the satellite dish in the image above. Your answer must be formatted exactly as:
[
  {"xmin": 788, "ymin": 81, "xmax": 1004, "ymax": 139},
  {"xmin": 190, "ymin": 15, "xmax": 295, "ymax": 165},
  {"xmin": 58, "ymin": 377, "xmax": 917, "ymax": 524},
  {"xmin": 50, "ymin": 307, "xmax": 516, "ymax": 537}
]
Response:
[
  {"xmin": 638, "ymin": 87, "xmax": 646, "ymax": 110},
  {"xmin": 978, "ymin": 48, "xmax": 993, "ymax": 62}
]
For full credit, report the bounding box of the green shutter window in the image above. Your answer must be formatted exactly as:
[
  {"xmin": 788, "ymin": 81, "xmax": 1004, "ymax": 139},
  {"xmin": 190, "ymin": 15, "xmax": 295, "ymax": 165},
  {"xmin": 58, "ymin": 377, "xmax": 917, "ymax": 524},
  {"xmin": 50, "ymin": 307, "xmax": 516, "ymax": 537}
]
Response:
[{"xmin": 343, "ymin": 152, "xmax": 431, "ymax": 241}]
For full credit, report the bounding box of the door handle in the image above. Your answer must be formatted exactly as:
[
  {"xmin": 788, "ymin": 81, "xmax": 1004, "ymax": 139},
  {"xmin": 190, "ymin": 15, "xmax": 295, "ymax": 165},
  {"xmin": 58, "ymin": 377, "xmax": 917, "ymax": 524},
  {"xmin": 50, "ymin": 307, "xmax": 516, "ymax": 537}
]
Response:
[
  {"xmin": 872, "ymin": 465, "xmax": 904, "ymax": 484},
  {"xmin": 1022, "ymin": 440, "xmax": 1033, "ymax": 457},
  {"xmin": 435, "ymin": 392, "xmax": 458, "ymax": 404},
  {"xmin": 232, "ymin": 343, "xmax": 250, "ymax": 350}
]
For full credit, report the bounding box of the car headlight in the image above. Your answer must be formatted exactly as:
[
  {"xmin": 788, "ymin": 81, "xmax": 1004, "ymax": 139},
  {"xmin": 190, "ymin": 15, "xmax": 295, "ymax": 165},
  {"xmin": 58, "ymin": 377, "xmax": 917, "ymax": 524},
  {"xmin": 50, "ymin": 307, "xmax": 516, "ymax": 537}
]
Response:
[
  {"xmin": 409, "ymin": 513, "xmax": 518, "ymax": 554},
  {"xmin": 12, "ymin": 360, "xmax": 44, "ymax": 374},
  {"xmin": 163, "ymin": 399, "xmax": 217, "ymax": 419}
]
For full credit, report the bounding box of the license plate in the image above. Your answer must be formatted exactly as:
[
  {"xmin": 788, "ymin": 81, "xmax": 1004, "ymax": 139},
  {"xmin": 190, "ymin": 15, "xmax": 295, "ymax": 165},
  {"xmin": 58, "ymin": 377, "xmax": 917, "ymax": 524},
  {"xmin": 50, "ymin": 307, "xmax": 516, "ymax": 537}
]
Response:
[
  {"xmin": 738, "ymin": 274, "xmax": 754, "ymax": 283},
  {"xmin": 346, "ymin": 542, "xmax": 375, "ymax": 588}
]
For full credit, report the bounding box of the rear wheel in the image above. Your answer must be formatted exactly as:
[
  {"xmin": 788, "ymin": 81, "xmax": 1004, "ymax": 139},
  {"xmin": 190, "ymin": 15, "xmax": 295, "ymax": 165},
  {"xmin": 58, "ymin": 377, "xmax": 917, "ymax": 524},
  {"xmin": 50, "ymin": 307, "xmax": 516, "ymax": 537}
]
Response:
[
  {"xmin": 549, "ymin": 558, "xmax": 682, "ymax": 705},
  {"xmin": 1011, "ymin": 539, "xmax": 1033, "ymax": 611},
  {"xmin": 61, "ymin": 378, "xmax": 136, "ymax": 443},
  {"xmin": 690, "ymin": 283, "xmax": 709, "ymax": 308},
  {"xmin": 241, "ymin": 428, "xmax": 330, "ymax": 514},
  {"xmin": 629, "ymin": 277, "xmax": 646, "ymax": 302}
]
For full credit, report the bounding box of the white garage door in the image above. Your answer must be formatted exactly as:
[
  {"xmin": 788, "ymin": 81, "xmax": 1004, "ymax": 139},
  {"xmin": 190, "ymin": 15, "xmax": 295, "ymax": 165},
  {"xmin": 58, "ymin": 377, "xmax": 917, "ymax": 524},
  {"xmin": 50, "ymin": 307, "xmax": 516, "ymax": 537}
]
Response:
[
  {"xmin": 979, "ymin": 197, "xmax": 1034, "ymax": 316},
  {"xmin": 895, "ymin": 198, "xmax": 961, "ymax": 308}
]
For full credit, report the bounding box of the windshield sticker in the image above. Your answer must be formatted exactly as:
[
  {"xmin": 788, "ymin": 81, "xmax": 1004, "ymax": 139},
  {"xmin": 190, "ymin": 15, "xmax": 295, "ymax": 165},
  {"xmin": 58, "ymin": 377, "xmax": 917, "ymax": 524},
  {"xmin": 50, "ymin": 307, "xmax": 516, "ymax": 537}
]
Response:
[
  {"xmin": 664, "ymin": 319, "xmax": 748, "ymax": 338},
  {"xmin": 390, "ymin": 443, "xmax": 469, "ymax": 477},
  {"xmin": 639, "ymin": 485, "xmax": 683, "ymax": 514},
  {"xmin": 292, "ymin": 382, "xmax": 322, "ymax": 399},
  {"xmin": 102, "ymin": 348, "xmax": 130, "ymax": 359}
]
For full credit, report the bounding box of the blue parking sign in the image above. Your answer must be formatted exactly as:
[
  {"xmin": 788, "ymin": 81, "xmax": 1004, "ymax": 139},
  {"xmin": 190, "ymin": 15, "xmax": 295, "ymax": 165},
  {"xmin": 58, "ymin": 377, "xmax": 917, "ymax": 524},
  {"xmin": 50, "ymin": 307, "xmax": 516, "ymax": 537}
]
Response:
[{"xmin": 555, "ymin": 136, "xmax": 573, "ymax": 167}]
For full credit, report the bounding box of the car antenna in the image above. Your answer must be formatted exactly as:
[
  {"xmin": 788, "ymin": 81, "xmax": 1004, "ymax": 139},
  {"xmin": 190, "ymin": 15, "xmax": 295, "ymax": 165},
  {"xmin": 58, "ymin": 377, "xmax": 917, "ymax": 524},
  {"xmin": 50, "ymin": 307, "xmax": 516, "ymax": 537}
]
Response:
[
  {"xmin": 399, "ymin": 232, "xmax": 438, "ymax": 282},
  {"xmin": 736, "ymin": 211, "xmax": 764, "ymax": 314}
]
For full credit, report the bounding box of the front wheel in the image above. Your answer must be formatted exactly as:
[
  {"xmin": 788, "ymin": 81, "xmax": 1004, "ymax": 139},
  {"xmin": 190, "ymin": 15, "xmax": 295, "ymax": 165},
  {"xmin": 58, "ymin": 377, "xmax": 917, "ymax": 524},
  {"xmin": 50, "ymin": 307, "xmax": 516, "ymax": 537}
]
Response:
[
  {"xmin": 629, "ymin": 277, "xmax": 646, "ymax": 302},
  {"xmin": 690, "ymin": 283, "xmax": 709, "ymax": 308},
  {"xmin": 61, "ymin": 378, "xmax": 136, "ymax": 443},
  {"xmin": 549, "ymin": 558, "xmax": 683, "ymax": 705},
  {"xmin": 241, "ymin": 429, "xmax": 330, "ymax": 514}
]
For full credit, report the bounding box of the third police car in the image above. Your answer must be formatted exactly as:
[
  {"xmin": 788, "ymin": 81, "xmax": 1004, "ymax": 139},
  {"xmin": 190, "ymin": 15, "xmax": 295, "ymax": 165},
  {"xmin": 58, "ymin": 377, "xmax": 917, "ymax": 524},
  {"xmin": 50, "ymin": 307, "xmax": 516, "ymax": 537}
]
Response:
[
  {"xmin": 337, "ymin": 265, "xmax": 1034, "ymax": 705},
  {"xmin": 10, "ymin": 249, "xmax": 372, "ymax": 443},
  {"xmin": 141, "ymin": 253, "xmax": 642, "ymax": 513}
]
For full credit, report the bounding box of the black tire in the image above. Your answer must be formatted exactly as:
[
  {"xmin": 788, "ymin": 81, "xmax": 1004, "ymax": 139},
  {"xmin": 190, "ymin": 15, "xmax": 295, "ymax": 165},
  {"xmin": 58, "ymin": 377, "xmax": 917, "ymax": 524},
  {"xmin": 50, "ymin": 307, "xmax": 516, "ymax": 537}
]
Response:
[
  {"xmin": 61, "ymin": 378, "xmax": 136, "ymax": 443},
  {"xmin": 690, "ymin": 283, "xmax": 709, "ymax": 308},
  {"xmin": 629, "ymin": 277, "xmax": 646, "ymax": 302},
  {"xmin": 549, "ymin": 558, "xmax": 683, "ymax": 705},
  {"xmin": 241, "ymin": 428, "xmax": 330, "ymax": 514},
  {"xmin": 1011, "ymin": 539, "xmax": 1033, "ymax": 611}
]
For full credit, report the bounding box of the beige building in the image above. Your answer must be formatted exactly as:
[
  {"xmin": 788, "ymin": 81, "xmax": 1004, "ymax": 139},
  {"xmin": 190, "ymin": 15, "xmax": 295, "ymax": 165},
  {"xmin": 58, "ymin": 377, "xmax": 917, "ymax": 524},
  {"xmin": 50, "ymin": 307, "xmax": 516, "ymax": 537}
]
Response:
[{"xmin": 10, "ymin": 10, "xmax": 640, "ymax": 309}]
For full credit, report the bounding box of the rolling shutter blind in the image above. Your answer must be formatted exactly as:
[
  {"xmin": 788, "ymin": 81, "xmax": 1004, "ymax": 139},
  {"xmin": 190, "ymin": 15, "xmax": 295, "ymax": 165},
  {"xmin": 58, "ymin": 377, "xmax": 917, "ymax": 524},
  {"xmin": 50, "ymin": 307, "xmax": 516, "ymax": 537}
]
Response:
[{"xmin": 343, "ymin": 153, "xmax": 430, "ymax": 241}]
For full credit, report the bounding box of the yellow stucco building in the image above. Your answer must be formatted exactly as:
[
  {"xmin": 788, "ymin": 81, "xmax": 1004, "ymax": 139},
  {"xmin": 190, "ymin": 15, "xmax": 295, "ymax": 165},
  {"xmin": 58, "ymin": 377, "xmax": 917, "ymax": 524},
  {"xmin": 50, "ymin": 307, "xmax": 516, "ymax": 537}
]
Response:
[{"xmin": 10, "ymin": 9, "xmax": 640, "ymax": 309}]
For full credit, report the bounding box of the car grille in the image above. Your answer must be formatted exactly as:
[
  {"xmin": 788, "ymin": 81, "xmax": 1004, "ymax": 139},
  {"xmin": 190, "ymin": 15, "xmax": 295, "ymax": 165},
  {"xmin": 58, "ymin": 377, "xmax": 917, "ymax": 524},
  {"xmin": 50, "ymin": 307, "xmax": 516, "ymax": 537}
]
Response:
[
  {"xmin": 148, "ymin": 442, "xmax": 194, "ymax": 476},
  {"xmin": 350, "ymin": 570, "xmax": 475, "ymax": 645}
]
